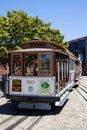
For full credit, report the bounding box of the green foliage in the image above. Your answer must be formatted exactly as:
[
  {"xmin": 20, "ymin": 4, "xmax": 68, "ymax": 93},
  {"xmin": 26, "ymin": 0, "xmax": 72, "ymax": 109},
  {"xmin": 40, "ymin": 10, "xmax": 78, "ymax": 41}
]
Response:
[
  {"xmin": 0, "ymin": 46, "xmax": 8, "ymax": 65},
  {"xmin": 0, "ymin": 10, "xmax": 68, "ymax": 65},
  {"xmin": 14, "ymin": 45, "xmax": 22, "ymax": 50}
]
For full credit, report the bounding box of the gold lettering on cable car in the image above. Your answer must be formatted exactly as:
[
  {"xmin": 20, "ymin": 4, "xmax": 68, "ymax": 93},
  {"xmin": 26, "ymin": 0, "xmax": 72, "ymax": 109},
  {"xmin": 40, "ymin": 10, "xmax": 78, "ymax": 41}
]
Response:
[{"xmin": 27, "ymin": 80, "xmax": 35, "ymax": 84}]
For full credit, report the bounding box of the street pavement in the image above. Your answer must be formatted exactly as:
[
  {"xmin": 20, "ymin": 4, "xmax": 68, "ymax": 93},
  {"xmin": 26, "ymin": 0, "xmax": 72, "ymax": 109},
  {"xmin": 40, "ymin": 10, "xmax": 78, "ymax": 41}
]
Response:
[{"xmin": 0, "ymin": 76, "xmax": 87, "ymax": 130}]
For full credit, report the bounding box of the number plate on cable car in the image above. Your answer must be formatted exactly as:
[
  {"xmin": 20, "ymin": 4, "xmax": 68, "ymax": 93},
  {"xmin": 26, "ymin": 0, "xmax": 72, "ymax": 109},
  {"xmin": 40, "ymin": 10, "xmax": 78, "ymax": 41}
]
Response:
[{"xmin": 12, "ymin": 79, "xmax": 21, "ymax": 92}]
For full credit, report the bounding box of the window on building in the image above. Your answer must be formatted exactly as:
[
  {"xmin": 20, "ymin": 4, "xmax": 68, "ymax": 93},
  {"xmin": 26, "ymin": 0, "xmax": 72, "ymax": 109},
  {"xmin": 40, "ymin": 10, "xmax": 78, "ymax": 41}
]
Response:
[
  {"xmin": 71, "ymin": 42, "xmax": 78, "ymax": 57},
  {"xmin": 78, "ymin": 40, "xmax": 85, "ymax": 61}
]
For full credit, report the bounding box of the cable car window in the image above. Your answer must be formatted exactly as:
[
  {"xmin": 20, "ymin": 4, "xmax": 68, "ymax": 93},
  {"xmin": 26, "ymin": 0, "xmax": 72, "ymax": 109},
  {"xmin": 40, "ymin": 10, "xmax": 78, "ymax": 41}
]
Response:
[
  {"xmin": 60, "ymin": 62, "xmax": 62, "ymax": 80},
  {"xmin": 64, "ymin": 62, "xmax": 66, "ymax": 79},
  {"xmin": 38, "ymin": 52, "xmax": 54, "ymax": 76},
  {"xmin": 24, "ymin": 53, "xmax": 38, "ymax": 76},
  {"xmin": 11, "ymin": 54, "xmax": 22, "ymax": 75}
]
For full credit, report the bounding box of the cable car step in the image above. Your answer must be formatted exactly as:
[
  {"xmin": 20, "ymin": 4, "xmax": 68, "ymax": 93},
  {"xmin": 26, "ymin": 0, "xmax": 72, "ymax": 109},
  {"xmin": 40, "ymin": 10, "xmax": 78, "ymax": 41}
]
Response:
[{"xmin": 55, "ymin": 91, "xmax": 70, "ymax": 106}]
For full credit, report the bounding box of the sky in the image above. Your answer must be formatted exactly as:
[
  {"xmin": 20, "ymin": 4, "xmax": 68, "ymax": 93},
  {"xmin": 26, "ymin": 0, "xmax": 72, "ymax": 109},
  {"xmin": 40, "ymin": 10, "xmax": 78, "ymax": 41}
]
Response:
[{"xmin": 0, "ymin": 0, "xmax": 87, "ymax": 41}]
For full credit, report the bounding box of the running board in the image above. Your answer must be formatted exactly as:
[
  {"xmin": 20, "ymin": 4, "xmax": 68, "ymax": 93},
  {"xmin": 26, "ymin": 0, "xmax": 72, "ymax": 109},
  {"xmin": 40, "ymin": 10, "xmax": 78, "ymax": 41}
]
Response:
[
  {"xmin": 18, "ymin": 102, "xmax": 51, "ymax": 110},
  {"xmin": 55, "ymin": 91, "xmax": 69, "ymax": 106}
]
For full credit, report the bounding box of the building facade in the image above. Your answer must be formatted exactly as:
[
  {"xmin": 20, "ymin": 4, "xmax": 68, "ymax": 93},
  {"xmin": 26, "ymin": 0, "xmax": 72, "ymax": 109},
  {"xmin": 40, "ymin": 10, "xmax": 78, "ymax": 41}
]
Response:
[{"xmin": 68, "ymin": 36, "xmax": 87, "ymax": 76}]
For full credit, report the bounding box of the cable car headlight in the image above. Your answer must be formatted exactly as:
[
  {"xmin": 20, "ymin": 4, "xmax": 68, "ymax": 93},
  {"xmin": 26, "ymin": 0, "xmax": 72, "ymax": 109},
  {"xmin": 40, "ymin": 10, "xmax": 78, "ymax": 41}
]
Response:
[{"xmin": 28, "ymin": 86, "xmax": 33, "ymax": 92}]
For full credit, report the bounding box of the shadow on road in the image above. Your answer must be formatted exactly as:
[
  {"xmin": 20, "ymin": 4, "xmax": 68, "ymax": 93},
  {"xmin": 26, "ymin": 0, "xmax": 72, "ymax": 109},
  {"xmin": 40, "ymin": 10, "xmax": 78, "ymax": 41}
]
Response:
[
  {"xmin": 0, "ymin": 98, "xmax": 69, "ymax": 117},
  {"xmin": 47, "ymin": 99, "xmax": 69, "ymax": 115},
  {"xmin": 0, "ymin": 100, "xmax": 19, "ymax": 115}
]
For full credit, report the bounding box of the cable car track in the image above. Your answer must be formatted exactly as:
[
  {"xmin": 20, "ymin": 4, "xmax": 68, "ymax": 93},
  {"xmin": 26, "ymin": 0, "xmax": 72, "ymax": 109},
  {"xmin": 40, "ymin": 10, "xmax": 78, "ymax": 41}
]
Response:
[
  {"xmin": 4, "ymin": 110, "xmax": 48, "ymax": 130},
  {"xmin": 76, "ymin": 88, "xmax": 87, "ymax": 101},
  {"xmin": 78, "ymin": 82, "xmax": 87, "ymax": 92},
  {"xmin": 75, "ymin": 82, "xmax": 87, "ymax": 101},
  {"xmin": 79, "ymin": 86, "xmax": 87, "ymax": 93},
  {"xmin": 5, "ymin": 116, "xmax": 28, "ymax": 130},
  {"xmin": 0, "ymin": 99, "xmax": 49, "ymax": 130}
]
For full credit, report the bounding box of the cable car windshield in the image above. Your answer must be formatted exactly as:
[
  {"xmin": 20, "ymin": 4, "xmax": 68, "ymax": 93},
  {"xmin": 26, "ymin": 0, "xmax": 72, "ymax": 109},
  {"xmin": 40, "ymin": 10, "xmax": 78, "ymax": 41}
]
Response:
[{"xmin": 10, "ymin": 51, "xmax": 54, "ymax": 76}]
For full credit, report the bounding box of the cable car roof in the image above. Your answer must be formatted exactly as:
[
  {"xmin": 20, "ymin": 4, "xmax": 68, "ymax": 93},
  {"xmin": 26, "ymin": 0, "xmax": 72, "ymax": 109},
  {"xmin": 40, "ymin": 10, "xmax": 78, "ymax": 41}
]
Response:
[{"xmin": 9, "ymin": 41, "xmax": 80, "ymax": 61}]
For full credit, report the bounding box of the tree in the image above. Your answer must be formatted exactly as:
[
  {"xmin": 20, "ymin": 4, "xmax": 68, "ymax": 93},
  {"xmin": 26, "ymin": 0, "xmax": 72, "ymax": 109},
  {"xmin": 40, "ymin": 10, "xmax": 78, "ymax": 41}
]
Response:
[
  {"xmin": 0, "ymin": 46, "xmax": 8, "ymax": 65},
  {"xmin": 0, "ymin": 10, "xmax": 68, "ymax": 48},
  {"xmin": 0, "ymin": 10, "xmax": 69, "ymax": 65}
]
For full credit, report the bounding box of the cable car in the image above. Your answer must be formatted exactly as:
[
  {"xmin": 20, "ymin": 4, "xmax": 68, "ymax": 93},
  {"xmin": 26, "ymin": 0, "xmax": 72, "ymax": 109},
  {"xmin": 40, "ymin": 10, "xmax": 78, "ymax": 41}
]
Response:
[{"xmin": 5, "ymin": 41, "xmax": 82, "ymax": 110}]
